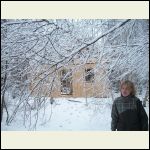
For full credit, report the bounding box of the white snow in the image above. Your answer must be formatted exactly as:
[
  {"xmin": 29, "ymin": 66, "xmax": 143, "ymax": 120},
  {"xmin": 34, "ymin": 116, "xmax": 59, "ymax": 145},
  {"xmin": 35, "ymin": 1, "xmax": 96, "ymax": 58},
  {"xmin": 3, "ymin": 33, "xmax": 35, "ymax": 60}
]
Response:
[{"xmin": 1, "ymin": 97, "xmax": 149, "ymax": 131}]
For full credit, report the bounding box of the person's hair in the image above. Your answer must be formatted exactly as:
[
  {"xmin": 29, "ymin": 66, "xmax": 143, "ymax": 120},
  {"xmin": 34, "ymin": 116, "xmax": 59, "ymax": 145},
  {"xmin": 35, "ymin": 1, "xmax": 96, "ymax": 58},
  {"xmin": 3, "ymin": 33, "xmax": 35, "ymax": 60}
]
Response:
[{"xmin": 120, "ymin": 80, "xmax": 136, "ymax": 96}]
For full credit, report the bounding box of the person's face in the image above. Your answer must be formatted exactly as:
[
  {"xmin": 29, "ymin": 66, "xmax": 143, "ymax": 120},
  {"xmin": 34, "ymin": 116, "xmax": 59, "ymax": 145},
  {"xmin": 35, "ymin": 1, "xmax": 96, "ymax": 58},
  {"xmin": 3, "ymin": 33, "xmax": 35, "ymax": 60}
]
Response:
[{"xmin": 121, "ymin": 84, "xmax": 131, "ymax": 97}]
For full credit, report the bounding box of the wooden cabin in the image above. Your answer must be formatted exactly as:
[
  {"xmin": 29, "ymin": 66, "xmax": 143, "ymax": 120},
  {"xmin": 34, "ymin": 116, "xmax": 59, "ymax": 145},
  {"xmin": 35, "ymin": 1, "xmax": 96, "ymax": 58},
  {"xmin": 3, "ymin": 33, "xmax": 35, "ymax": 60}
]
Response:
[{"xmin": 29, "ymin": 58, "xmax": 110, "ymax": 98}]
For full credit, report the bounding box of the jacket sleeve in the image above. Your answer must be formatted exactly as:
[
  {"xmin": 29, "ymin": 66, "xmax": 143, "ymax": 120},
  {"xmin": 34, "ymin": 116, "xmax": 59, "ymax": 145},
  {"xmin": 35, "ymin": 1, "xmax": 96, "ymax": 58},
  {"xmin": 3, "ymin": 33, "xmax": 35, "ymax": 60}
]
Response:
[
  {"xmin": 137, "ymin": 100, "xmax": 148, "ymax": 131},
  {"xmin": 111, "ymin": 101, "xmax": 119, "ymax": 131}
]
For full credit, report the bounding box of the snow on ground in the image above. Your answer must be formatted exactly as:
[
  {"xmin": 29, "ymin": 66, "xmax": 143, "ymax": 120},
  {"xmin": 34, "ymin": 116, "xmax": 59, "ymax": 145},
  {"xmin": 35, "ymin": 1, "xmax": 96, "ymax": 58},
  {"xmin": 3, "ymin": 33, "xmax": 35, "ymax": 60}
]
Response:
[{"xmin": 1, "ymin": 97, "xmax": 149, "ymax": 131}]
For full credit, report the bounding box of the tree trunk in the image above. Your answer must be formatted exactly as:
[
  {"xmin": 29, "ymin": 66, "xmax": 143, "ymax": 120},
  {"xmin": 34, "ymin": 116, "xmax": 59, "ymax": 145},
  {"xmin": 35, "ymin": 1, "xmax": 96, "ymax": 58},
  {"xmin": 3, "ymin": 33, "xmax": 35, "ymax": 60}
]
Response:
[
  {"xmin": 143, "ymin": 81, "xmax": 149, "ymax": 107},
  {"xmin": 1, "ymin": 93, "xmax": 4, "ymax": 122},
  {"xmin": 1, "ymin": 60, "xmax": 8, "ymax": 123}
]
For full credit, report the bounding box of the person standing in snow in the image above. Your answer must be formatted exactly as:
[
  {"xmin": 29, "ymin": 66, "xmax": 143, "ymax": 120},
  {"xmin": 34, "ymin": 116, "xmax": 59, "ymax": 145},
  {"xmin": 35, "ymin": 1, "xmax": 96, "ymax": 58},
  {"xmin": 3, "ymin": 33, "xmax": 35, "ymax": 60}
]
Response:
[{"xmin": 111, "ymin": 80, "xmax": 148, "ymax": 131}]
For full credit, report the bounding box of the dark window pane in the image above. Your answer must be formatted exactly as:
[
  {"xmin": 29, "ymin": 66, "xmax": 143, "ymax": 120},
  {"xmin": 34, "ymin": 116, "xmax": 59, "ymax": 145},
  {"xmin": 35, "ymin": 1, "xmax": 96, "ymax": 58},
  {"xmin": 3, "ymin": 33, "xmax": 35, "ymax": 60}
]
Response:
[{"xmin": 85, "ymin": 68, "xmax": 94, "ymax": 82}]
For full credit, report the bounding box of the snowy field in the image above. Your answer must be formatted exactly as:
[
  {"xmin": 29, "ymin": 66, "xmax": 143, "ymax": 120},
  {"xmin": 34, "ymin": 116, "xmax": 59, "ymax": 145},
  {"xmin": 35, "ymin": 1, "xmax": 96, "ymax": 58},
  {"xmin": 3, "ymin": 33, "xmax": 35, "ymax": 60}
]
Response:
[{"xmin": 1, "ymin": 96, "xmax": 149, "ymax": 131}]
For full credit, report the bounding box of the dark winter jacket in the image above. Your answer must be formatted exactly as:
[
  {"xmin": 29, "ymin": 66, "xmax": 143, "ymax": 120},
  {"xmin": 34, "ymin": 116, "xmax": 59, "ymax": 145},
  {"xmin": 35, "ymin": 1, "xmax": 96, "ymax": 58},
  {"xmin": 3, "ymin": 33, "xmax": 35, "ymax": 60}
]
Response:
[{"xmin": 111, "ymin": 95, "xmax": 148, "ymax": 131}]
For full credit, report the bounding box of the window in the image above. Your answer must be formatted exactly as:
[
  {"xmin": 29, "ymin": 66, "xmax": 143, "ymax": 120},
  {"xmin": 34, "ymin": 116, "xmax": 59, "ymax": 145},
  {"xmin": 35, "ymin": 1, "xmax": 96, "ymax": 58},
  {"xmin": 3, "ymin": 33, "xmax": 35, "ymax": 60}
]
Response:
[
  {"xmin": 60, "ymin": 69, "xmax": 73, "ymax": 95},
  {"xmin": 85, "ymin": 68, "xmax": 94, "ymax": 82}
]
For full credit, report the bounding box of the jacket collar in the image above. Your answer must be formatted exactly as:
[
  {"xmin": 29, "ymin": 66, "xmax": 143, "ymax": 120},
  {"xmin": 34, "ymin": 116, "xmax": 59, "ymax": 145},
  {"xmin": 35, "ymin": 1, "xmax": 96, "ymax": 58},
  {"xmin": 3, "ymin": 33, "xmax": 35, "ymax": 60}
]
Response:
[{"xmin": 121, "ymin": 94, "xmax": 134, "ymax": 99}]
